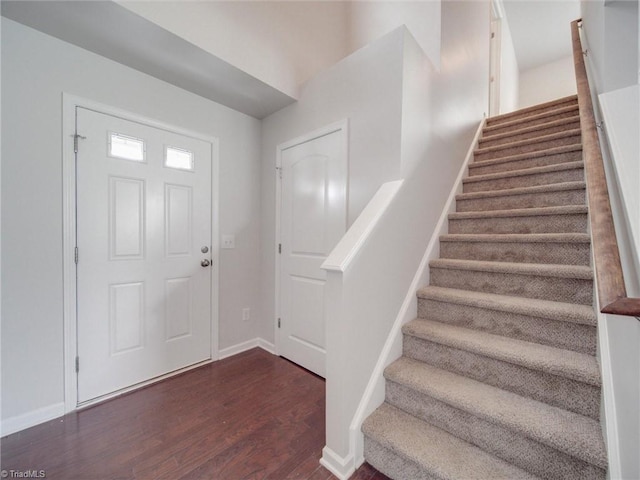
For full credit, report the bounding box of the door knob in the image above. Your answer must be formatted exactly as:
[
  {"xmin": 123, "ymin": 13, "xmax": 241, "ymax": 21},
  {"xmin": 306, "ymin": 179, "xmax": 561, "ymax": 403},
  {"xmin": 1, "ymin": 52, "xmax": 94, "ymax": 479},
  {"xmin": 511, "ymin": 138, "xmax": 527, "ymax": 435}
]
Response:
[{"xmin": 201, "ymin": 259, "xmax": 211, "ymax": 267}]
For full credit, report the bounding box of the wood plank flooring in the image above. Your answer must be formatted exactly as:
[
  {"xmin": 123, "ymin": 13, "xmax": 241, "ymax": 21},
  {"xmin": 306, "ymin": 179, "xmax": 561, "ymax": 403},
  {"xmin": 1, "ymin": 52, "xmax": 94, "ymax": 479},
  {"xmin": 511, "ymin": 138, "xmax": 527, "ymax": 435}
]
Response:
[{"xmin": 1, "ymin": 348, "xmax": 389, "ymax": 480}]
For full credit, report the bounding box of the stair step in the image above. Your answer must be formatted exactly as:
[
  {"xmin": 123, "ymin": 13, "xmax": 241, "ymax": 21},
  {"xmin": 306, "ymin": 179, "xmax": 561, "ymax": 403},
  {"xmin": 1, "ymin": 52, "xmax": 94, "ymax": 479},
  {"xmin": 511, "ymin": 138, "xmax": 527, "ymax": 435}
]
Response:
[
  {"xmin": 402, "ymin": 319, "xmax": 600, "ymax": 418},
  {"xmin": 456, "ymin": 181, "xmax": 586, "ymax": 212},
  {"xmin": 382, "ymin": 361, "xmax": 606, "ymax": 479},
  {"xmin": 449, "ymin": 205, "xmax": 589, "ymax": 234},
  {"xmin": 487, "ymin": 95, "xmax": 578, "ymax": 126},
  {"xmin": 363, "ymin": 403, "xmax": 540, "ymax": 480},
  {"xmin": 463, "ymin": 161, "xmax": 584, "ymax": 193},
  {"xmin": 468, "ymin": 144, "xmax": 583, "ymax": 176},
  {"xmin": 439, "ymin": 233, "xmax": 591, "ymax": 265},
  {"xmin": 417, "ymin": 286, "xmax": 597, "ymax": 354},
  {"xmin": 474, "ymin": 129, "xmax": 582, "ymax": 162},
  {"xmin": 485, "ymin": 104, "xmax": 581, "ymax": 136},
  {"xmin": 479, "ymin": 116, "xmax": 581, "ymax": 148},
  {"xmin": 429, "ymin": 258, "xmax": 593, "ymax": 304}
]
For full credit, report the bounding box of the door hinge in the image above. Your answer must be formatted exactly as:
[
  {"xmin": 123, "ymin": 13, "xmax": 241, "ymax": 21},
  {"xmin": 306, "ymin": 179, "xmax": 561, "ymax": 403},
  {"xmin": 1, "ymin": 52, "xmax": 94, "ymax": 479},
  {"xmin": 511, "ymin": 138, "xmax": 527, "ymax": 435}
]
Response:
[
  {"xmin": 491, "ymin": 32, "xmax": 495, "ymax": 39},
  {"xmin": 75, "ymin": 356, "xmax": 80, "ymax": 373},
  {"xmin": 276, "ymin": 166, "xmax": 282, "ymax": 179},
  {"xmin": 277, "ymin": 318, "xmax": 281, "ymax": 328},
  {"xmin": 73, "ymin": 133, "xmax": 86, "ymax": 153},
  {"xmin": 278, "ymin": 243, "xmax": 282, "ymax": 254},
  {"xmin": 74, "ymin": 247, "xmax": 79, "ymax": 264}
]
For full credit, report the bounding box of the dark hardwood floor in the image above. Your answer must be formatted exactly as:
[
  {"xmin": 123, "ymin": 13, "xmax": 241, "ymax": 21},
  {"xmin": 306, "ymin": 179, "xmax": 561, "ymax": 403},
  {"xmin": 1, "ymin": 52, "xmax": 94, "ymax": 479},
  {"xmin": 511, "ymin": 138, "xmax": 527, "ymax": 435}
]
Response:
[{"xmin": 1, "ymin": 348, "xmax": 389, "ymax": 480}]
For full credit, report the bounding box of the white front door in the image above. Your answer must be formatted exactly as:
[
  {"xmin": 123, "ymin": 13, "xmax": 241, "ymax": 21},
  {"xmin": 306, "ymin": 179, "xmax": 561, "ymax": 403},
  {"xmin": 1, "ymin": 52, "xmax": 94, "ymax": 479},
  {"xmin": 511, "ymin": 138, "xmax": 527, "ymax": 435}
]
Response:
[
  {"xmin": 76, "ymin": 107, "xmax": 213, "ymax": 404},
  {"xmin": 278, "ymin": 129, "xmax": 347, "ymax": 377}
]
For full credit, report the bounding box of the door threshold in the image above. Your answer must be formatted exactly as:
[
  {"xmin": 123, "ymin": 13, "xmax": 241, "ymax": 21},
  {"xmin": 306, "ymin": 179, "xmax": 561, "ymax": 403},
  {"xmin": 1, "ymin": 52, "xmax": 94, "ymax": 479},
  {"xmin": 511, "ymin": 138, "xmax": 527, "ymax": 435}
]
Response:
[{"xmin": 76, "ymin": 359, "xmax": 213, "ymax": 410}]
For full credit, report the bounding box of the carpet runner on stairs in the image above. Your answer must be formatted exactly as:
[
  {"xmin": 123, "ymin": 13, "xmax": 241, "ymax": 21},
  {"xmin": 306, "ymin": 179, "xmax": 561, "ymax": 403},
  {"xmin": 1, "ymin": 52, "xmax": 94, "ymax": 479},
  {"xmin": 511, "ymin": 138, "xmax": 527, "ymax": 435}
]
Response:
[{"xmin": 362, "ymin": 94, "xmax": 608, "ymax": 480}]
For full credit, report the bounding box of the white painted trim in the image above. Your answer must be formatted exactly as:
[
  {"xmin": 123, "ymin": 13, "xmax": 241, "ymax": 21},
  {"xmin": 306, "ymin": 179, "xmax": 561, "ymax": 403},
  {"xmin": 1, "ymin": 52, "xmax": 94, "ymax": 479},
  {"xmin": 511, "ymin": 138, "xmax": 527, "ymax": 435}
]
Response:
[
  {"xmin": 274, "ymin": 119, "xmax": 349, "ymax": 356},
  {"xmin": 1, "ymin": 403, "xmax": 65, "ymax": 437},
  {"xmin": 62, "ymin": 93, "xmax": 220, "ymax": 413},
  {"xmin": 347, "ymin": 119, "xmax": 486, "ymax": 468},
  {"xmin": 218, "ymin": 338, "xmax": 276, "ymax": 360},
  {"xmin": 322, "ymin": 180, "xmax": 404, "ymax": 272},
  {"xmin": 320, "ymin": 446, "xmax": 355, "ymax": 480}
]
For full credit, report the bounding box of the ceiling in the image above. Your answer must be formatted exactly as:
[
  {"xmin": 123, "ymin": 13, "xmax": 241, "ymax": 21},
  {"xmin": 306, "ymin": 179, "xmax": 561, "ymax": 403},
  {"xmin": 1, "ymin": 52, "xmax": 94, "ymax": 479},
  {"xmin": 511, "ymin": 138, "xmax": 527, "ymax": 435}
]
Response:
[
  {"xmin": 502, "ymin": 0, "xmax": 581, "ymax": 72},
  {"xmin": 2, "ymin": 0, "xmax": 582, "ymax": 116},
  {"xmin": 1, "ymin": 1, "xmax": 296, "ymax": 119}
]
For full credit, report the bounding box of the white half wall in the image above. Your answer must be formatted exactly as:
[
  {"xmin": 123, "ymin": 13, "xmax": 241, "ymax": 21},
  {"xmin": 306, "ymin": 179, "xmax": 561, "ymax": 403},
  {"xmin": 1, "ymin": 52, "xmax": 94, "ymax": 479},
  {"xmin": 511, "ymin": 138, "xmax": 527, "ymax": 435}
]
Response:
[
  {"xmin": 1, "ymin": 18, "xmax": 262, "ymax": 429},
  {"xmin": 519, "ymin": 55, "xmax": 577, "ymax": 108}
]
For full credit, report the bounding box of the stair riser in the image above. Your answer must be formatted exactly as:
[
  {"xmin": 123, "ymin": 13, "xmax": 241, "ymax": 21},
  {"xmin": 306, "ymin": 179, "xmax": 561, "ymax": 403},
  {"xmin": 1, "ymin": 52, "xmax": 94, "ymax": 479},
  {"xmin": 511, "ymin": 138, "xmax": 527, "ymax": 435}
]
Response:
[
  {"xmin": 448, "ymin": 213, "xmax": 589, "ymax": 234},
  {"xmin": 403, "ymin": 335, "xmax": 600, "ymax": 419},
  {"xmin": 479, "ymin": 120, "xmax": 581, "ymax": 148},
  {"xmin": 385, "ymin": 383, "xmax": 605, "ymax": 480},
  {"xmin": 440, "ymin": 240, "xmax": 591, "ymax": 265},
  {"xmin": 417, "ymin": 298, "xmax": 597, "ymax": 355},
  {"xmin": 487, "ymin": 100, "xmax": 578, "ymax": 126},
  {"xmin": 463, "ymin": 167, "xmax": 584, "ymax": 193},
  {"xmin": 456, "ymin": 188, "xmax": 586, "ymax": 212},
  {"xmin": 485, "ymin": 108, "xmax": 580, "ymax": 135},
  {"xmin": 364, "ymin": 438, "xmax": 438, "ymax": 480},
  {"xmin": 474, "ymin": 134, "xmax": 581, "ymax": 162},
  {"xmin": 429, "ymin": 266, "xmax": 593, "ymax": 304},
  {"xmin": 469, "ymin": 149, "xmax": 583, "ymax": 176}
]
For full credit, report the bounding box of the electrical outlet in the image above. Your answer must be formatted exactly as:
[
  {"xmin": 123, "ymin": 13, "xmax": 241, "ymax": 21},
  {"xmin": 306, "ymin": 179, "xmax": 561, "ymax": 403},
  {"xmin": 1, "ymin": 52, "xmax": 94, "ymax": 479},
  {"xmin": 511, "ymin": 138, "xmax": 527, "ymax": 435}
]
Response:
[
  {"xmin": 242, "ymin": 308, "xmax": 250, "ymax": 322},
  {"xmin": 222, "ymin": 235, "xmax": 235, "ymax": 249}
]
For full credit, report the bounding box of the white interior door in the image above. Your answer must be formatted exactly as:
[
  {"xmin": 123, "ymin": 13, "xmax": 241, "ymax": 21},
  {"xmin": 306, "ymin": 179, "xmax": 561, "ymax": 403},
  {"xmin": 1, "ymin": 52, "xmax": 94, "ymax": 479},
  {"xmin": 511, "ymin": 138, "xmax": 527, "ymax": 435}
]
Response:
[
  {"xmin": 278, "ymin": 129, "xmax": 347, "ymax": 377},
  {"xmin": 76, "ymin": 107, "xmax": 213, "ymax": 404}
]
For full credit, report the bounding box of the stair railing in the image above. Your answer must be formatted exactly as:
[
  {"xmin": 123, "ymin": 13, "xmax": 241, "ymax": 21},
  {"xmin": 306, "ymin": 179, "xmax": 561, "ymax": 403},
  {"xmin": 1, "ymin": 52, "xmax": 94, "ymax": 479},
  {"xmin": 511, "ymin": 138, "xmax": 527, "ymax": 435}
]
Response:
[{"xmin": 571, "ymin": 19, "xmax": 640, "ymax": 318}]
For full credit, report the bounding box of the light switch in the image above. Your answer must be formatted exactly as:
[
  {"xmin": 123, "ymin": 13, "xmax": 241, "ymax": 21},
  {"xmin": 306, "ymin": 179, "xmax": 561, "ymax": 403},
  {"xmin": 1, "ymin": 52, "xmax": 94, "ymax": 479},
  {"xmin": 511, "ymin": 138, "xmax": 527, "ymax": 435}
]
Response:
[{"xmin": 221, "ymin": 235, "xmax": 235, "ymax": 249}]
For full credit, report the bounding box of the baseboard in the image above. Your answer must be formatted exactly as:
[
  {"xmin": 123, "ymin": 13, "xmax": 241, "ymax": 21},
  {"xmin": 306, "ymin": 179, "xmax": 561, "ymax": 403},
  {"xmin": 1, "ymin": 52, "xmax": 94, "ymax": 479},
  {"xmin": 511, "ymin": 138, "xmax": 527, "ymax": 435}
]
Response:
[
  {"xmin": 218, "ymin": 337, "xmax": 276, "ymax": 360},
  {"xmin": 1, "ymin": 402, "xmax": 65, "ymax": 437},
  {"xmin": 320, "ymin": 446, "xmax": 355, "ymax": 480}
]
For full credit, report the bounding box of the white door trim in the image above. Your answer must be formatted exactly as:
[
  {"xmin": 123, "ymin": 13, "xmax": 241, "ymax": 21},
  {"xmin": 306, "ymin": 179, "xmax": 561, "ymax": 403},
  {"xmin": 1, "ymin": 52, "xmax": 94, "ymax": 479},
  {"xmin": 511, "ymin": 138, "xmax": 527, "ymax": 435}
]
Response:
[
  {"xmin": 274, "ymin": 119, "xmax": 349, "ymax": 356},
  {"xmin": 62, "ymin": 93, "xmax": 220, "ymax": 413}
]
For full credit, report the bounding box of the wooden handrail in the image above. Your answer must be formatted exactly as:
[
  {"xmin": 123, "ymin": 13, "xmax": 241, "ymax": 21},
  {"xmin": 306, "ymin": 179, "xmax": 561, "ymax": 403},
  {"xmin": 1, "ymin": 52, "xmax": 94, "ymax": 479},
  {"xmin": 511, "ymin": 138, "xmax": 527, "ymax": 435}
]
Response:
[{"xmin": 571, "ymin": 19, "xmax": 640, "ymax": 318}]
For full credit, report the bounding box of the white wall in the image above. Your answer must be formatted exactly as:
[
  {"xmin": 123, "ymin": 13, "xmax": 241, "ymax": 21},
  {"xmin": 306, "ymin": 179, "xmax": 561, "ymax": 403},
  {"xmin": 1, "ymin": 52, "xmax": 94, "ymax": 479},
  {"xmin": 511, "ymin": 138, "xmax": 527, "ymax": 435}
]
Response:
[
  {"xmin": 1, "ymin": 18, "xmax": 262, "ymax": 429},
  {"xmin": 499, "ymin": 16, "xmax": 519, "ymax": 114},
  {"xmin": 518, "ymin": 55, "xmax": 577, "ymax": 108},
  {"xmin": 118, "ymin": 1, "xmax": 351, "ymax": 99},
  {"xmin": 347, "ymin": 1, "xmax": 441, "ymax": 70},
  {"xmin": 259, "ymin": 28, "xmax": 406, "ymax": 345},
  {"xmin": 581, "ymin": 0, "xmax": 639, "ymax": 94}
]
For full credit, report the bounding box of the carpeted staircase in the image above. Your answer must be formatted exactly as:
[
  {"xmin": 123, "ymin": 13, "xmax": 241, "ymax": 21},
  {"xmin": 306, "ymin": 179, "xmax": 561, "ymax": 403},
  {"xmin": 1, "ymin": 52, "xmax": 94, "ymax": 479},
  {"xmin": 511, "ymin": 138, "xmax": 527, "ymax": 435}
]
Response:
[{"xmin": 362, "ymin": 95, "xmax": 608, "ymax": 479}]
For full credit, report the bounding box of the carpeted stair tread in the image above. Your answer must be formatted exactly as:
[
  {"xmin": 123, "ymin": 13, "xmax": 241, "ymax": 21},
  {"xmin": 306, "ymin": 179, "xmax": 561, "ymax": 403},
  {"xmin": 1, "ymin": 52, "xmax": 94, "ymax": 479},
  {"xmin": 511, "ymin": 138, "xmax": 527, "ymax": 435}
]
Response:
[
  {"xmin": 484, "ymin": 105, "xmax": 581, "ymax": 136},
  {"xmin": 430, "ymin": 258, "xmax": 592, "ymax": 279},
  {"xmin": 468, "ymin": 144, "xmax": 582, "ymax": 172},
  {"xmin": 362, "ymin": 403, "xmax": 540, "ymax": 480},
  {"xmin": 384, "ymin": 358, "xmax": 607, "ymax": 469},
  {"xmin": 402, "ymin": 319, "xmax": 600, "ymax": 386},
  {"xmin": 480, "ymin": 115, "xmax": 581, "ymax": 144},
  {"xmin": 417, "ymin": 285, "xmax": 596, "ymax": 326},
  {"xmin": 474, "ymin": 129, "xmax": 581, "ymax": 158},
  {"xmin": 449, "ymin": 204, "xmax": 588, "ymax": 220},
  {"xmin": 440, "ymin": 232, "xmax": 590, "ymax": 244},
  {"xmin": 487, "ymin": 95, "xmax": 578, "ymax": 124},
  {"xmin": 456, "ymin": 180, "xmax": 585, "ymax": 201},
  {"xmin": 464, "ymin": 161, "xmax": 584, "ymax": 185}
]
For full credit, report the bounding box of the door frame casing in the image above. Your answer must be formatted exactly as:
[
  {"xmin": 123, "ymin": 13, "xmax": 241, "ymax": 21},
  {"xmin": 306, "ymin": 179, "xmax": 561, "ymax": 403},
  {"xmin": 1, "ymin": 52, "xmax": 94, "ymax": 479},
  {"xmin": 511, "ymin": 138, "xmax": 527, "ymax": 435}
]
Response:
[
  {"xmin": 274, "ymin": 119, "xmax": 349, "ymax": 358},
  {"xmin": 62, "ymin": 94, "xmax": 220, "ymax": 413}
]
